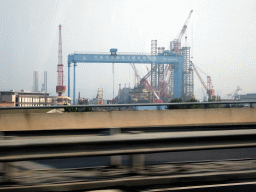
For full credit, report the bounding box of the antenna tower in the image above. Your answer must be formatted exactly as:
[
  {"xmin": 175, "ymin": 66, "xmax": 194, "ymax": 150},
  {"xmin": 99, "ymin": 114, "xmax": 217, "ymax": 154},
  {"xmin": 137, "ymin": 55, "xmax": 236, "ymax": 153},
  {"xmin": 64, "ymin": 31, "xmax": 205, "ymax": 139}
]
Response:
[{"xmin": 56, "ymin": 24, "xmax": 66, "ymax": 96}]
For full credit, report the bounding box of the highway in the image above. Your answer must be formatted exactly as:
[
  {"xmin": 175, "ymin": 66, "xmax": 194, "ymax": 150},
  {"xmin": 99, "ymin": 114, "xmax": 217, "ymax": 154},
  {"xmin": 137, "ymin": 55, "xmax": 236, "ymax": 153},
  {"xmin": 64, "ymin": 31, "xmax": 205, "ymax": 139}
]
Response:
[
  {"xmin": 1, "ymin": 103, "xmax": 256, "ymax": 191},
  {"xmin": 1, "ymin": 126, "xmax": 256, "ymax": 191}
]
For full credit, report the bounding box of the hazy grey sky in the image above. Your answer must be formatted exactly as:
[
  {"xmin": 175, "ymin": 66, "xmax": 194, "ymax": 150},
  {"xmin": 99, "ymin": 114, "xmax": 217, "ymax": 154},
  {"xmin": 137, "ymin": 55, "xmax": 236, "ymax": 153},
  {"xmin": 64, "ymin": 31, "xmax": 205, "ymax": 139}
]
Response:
[{"xmin": 0, "ymin": 0, "xmax": 255, "ymax": 100}]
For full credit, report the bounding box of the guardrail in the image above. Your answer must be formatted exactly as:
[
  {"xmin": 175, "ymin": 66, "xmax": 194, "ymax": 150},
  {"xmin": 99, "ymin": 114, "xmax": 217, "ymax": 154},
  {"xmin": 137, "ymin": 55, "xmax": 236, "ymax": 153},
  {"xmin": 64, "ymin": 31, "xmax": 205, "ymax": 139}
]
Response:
[
  {"xmin": 0, "ymin": 100, "xmax": 255, "ymax": 110},
  {"xmin": 1, "ymin": 129, "xmax": 256, "ymax": 162}
]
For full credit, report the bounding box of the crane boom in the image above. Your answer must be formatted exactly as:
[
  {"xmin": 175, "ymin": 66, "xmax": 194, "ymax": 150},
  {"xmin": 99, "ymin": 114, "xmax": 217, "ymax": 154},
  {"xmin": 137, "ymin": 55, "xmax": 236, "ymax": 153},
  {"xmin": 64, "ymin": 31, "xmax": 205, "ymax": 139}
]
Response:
[
  {"xmin": 190, "ymin": 61, "xmax": 207, "ymax": 91},
  {"xmin": 141, "ymin": 64, "xmax": 172, "ymax": 85},
  {"xmin": 143, "ymin": 79, "xmax": 160, "ymax": 100},
  {"xmin": 130, "ymin": 63, "xmax": 160, "ymax": 101},
  {"xmin": 178, "ymin": 10, "xmax": 193, "ymax": 41},
  {"xmin": 190, "ymin": 61, "xmax": 215, "ymax": 99},
  {"xmin": 159, "ymin": 65, "xmax": 172, "ymax": 99},
  {"xmin": 174, "ymin": 10, "xmax": 193, "ymax": 54},
  {"xmin": 130, "ymin": 63, "xmax": 141, "ymax": 85}
]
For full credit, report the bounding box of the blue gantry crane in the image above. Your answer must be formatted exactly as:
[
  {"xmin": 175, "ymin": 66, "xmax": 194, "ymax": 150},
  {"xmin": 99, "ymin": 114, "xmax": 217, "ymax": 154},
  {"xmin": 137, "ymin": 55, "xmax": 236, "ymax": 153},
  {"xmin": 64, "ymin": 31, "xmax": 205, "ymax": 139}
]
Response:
[{"xmin": 68, "ymin": 49, "xmax": 183, "ymax": 104}]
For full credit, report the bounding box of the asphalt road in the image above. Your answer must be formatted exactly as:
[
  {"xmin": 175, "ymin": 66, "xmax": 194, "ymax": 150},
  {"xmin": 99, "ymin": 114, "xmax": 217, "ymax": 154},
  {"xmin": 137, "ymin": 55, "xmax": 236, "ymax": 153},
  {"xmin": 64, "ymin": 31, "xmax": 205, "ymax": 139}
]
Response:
[{"xmin": 34, "ymin": 147, "xmax": 256, "ymax": 169}]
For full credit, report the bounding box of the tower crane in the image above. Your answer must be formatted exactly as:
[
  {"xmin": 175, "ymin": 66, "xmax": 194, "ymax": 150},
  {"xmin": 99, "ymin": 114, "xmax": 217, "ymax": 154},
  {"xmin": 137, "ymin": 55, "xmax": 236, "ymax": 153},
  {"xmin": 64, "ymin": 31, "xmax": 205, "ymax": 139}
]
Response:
[
  {"xmin": 56, "ymin": 24, "xmax": 66, "ymax": 97},
  {"xmin": 190, "ymin": 61, "xmax": 215, "ymax": 100},
  {"xmin": 174, "ymin": 10, "xmax": 193, "ymax": 55}
]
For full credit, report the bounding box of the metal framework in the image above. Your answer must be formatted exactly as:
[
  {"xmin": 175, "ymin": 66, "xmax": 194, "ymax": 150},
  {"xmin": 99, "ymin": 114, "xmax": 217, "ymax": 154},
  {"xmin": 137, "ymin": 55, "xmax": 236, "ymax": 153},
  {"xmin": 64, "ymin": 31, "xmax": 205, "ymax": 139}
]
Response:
[
  {"xmin": 0, "ymin": 101, "xmax": 255, "ymax": 110},
  {"xmin": 181, "ymin": 47, "xmax": 194, "ymax": 99},
  {"xmin": 96, "ymin": 88, "xmax": 104, "ymax": 104},
  {"xmin": 56, "ymin": 25, "xmax": 66, "ymax": 97},
  {"xmin": 157, "ymin": 47, "xmax": 165, "ymax": 90},
  {"xmin": 151, "ymin": 40, "xmax": 158, "ymax": 89}
]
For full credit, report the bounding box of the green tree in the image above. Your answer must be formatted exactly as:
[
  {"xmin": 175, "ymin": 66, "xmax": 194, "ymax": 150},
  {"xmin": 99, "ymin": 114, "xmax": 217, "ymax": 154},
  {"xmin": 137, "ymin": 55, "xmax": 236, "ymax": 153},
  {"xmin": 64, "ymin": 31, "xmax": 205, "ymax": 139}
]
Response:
[
  {"xmin": 185, "ymin": 98, "xmax": 203, "ymax": 109},
  {"xmin": 63, "ymin": 107, "xmax": 92, "ymax": 112},
  {"xmin": 167, "ymin": 98, "xmax": 183, "ymax": 109}
]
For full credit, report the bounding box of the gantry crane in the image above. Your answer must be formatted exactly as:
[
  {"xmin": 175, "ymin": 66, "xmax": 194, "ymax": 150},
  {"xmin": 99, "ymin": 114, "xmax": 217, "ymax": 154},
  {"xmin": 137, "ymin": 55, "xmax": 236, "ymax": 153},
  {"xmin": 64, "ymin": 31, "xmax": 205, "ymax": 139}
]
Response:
[{"xmin": 190, "ymin": 61, "xmax": 215, "ymax": 100}]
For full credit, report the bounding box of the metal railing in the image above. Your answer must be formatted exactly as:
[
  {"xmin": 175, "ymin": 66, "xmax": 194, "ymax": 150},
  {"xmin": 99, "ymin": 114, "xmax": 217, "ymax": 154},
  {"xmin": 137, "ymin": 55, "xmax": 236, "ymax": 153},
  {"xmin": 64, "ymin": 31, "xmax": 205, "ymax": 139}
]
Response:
[
  {"xmin": 1, "ymin": 129, "xmax": 256, "ymax": 162},
  {"xmin": 0, "ymin": 101, "xmax": 255, "ymax": 110},
  {"xmin": 72, "ymin": 52, "xmax": 153, "ymax": 56}
]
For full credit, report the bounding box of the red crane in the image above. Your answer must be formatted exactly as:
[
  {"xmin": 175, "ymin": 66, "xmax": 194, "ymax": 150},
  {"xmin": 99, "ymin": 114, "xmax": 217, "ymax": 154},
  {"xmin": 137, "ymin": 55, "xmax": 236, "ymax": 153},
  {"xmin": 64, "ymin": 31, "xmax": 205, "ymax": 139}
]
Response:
[
  {"xmin": 130, "ymin": 63, "xmax": 162, "ymax": 103},
  {"xmin": 139, "ymin": 64, "xmax": 172, "ymax": 101},
  {"xmin": 190, "ymin": 61, "xmax": 215, "ymax": 99},
  {"xmin": 56, "ymin": 24, "xmax": 66, "ymax": 96},
  {"xmin": 174, "ymin": 10, "xmax": 193, "ymax": 55}
]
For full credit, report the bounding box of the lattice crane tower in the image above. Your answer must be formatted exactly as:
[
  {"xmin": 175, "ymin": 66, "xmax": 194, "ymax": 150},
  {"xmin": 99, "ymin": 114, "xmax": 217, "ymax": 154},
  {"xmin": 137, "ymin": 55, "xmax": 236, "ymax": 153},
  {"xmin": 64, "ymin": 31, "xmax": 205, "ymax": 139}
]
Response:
[
  {"xmin": 56, "ymin": 24, "xmax": 66, "ymax": 96},
  {"xmin": 151, "ymin": 40, "xmax": 158, "ymax": 89}
]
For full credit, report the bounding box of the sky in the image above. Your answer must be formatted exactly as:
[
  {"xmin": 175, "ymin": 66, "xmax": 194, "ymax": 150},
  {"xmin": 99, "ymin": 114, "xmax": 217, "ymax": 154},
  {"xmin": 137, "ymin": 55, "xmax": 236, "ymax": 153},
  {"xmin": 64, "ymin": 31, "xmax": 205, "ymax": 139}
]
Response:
[{"xmin": 0, "ymin": 0, "xmax": 255, "ymax": 100}]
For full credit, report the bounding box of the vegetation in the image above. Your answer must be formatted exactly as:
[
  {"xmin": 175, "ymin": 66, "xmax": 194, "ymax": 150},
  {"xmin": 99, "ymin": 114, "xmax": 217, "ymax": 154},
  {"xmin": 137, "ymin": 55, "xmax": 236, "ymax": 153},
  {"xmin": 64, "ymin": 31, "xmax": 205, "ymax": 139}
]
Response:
[
  {"xmin": 166, "ymin": 98, "xmax": 184, "ymax": 109},
  {"xmin": 167, "ymin": 96, "xmax": 224, "ymax": 110},
  {"xmin": 63, "ymin": 106, "xmax": 92, "ymax": 112},
  {"xmin": 207, "ymin": 95, "xmax": 222, "ymax": 108},
  {"xmin": 185, "ymin": 98, "xmax": 204, "ymax": 109}
]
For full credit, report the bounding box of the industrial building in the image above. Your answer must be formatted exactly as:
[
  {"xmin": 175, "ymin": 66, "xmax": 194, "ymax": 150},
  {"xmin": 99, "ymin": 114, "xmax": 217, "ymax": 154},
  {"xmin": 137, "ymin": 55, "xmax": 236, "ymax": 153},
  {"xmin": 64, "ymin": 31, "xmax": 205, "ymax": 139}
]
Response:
[
  {"xmin": 41, "ymin": 71, "xmax": 47, "ymax": 92},
  {"xmin": 0, "ymin": 90, "xmax": 71, "ymax": 107},
  {"xmin": 240, "ymin": 93, "xmax": 256, "ymax": 101},
  {"xmin": 240, "ymin": 94, "xmax": 256, "ymax": 107},
  {"xmin": 32, "ymin": 71, "xmax": 39, "ymax": 92}
]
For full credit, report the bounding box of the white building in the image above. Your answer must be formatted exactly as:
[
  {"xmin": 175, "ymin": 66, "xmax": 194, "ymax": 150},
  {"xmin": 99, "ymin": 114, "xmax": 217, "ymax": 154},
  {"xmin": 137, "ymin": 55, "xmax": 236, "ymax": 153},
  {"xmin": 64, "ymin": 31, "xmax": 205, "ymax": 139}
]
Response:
[{"xmin": 0, "ymin": 90, "xmax": 71, "ymax": 107}]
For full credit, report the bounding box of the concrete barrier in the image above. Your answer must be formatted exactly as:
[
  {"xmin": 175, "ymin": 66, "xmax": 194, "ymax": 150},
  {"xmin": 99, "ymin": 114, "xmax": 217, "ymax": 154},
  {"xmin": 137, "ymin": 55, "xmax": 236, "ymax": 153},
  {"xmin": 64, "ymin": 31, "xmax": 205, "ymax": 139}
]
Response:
[{"xmin": 0, "ymin": 108, "xmax": 256, "ymax": 131}]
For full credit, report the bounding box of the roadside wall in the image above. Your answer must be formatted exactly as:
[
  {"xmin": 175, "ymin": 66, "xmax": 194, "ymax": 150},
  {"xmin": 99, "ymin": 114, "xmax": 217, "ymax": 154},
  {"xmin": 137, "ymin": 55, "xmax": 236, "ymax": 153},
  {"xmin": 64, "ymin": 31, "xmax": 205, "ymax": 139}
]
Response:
[{"xmin": 0, "ymin": 108, "xmax": 256, "ymax": 131}]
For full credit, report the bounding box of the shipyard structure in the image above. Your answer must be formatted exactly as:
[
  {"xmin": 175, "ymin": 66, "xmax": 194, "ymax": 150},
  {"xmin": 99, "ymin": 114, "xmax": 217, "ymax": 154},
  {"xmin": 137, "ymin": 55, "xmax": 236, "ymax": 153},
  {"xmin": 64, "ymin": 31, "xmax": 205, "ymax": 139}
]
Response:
[
  {"xmin": 69, "ymin": 10, "xmax": 219, "ymax": 104},
  {"xmin": 70, "ymin": 10, "xmax": 199, "ymax": 105}
]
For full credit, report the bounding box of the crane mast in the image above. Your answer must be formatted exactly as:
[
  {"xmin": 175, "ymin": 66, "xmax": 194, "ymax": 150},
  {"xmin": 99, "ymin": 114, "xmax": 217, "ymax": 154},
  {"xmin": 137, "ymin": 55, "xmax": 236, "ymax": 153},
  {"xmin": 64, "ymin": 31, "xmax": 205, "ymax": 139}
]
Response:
[{"xmin": 56, "ymin": 24, "xmax": 66, "ymax": 97}]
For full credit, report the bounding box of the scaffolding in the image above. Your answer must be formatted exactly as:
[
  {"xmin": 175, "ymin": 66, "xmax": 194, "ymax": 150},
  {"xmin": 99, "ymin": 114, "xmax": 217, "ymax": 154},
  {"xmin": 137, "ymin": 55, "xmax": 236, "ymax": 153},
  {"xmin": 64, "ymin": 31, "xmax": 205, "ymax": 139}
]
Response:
[
  {"xmin": 151, "ymin": 40, "xmax": 158, "ymax": 89},
  {"xmin": 96, "ymin": 88, "xmax": 104, "ymax": 104},
  {"xmin": 170, "ymin": 39, "xmax": 178, "ymax": 55},
  {"xmin": 157, "ymin": 47, "xmax": 165, "ymax": 90}
]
